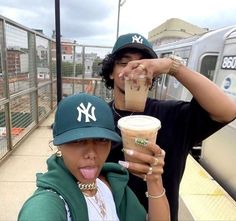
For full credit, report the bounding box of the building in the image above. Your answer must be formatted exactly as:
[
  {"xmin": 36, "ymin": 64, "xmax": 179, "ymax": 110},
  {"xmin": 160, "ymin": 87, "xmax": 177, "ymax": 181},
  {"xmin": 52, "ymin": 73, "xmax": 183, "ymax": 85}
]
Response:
[
  {"xmin": 51, "ymin": 31, "xmax": 75, "ymax": 63},
  {"xmin": 51, "ymin": 31, "xmax": 100, "ymax": 77},
  {"xmin": 148, "ymin": 18, "xmax": 208, "ymax": 47},
  {"xmin": 7, "ymin": 47, "xmax": 28, "ymax": 76}
]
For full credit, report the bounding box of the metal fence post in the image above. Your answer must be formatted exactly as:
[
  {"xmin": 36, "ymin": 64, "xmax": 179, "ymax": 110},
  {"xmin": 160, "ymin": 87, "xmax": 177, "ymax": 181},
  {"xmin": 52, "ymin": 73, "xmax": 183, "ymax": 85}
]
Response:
[{"xmin": 55, "ymin": 0, "xmax": 62, "ymax": 103}]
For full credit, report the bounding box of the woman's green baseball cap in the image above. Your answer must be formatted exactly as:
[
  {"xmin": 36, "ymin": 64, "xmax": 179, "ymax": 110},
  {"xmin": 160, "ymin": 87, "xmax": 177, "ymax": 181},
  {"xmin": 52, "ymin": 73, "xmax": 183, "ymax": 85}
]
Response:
[
  {"xmin": 112, "ymin": 33, "xmax": 157, "ymax": 58},
  {"xmin": 53, "ymin": 93, "xmax": 121, "ymax": 145}
]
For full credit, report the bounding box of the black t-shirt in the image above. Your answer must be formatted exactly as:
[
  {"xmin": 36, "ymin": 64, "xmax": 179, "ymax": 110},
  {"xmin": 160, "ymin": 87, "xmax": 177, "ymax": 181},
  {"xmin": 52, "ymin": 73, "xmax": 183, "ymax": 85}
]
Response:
[{"xmin": 107, "ymin": 98, "xmax": 226, "ymax": 221}]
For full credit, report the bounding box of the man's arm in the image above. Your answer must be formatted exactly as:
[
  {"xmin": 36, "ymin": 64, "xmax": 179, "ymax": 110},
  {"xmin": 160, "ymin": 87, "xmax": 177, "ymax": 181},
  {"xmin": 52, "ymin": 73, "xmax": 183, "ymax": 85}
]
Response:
[
  {"xmin": 170, "ymin": 61, "xmax": 236, "ymax": 123},
  {"xmin": 120, "ymin": 57, "xmax": 236, "ymax": 123}
]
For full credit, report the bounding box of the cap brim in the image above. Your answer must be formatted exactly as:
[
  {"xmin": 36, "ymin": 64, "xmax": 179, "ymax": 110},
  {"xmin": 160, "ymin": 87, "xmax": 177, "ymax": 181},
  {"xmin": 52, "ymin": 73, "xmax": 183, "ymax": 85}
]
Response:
[
  {"xmin": 53, "ymin": 127, "xmax": 121, "ymax": 145},
  {"xmin": 113, "ymin": 43, "xmax": 157, "ymax": 58}
]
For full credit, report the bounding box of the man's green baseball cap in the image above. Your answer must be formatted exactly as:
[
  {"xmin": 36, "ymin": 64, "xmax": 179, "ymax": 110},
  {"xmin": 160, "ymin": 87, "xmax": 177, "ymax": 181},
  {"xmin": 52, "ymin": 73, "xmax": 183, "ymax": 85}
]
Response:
[
  {"xmin": 112, "ymin": 33, "xmax": 157, "ymax": 58},
  {"xmin": 53, "ymin": 93, "xmax": 121, "ymax": 145}
]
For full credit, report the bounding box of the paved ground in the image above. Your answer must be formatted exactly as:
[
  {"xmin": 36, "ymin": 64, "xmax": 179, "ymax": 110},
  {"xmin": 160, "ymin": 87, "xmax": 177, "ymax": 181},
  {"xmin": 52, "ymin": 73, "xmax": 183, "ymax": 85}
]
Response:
[
  {"xmin": 0, "ymin": 114, "xmax": 54, "ymax": 221},
  {"xmin": 0, "ymin": 112, "xmax": 193, "ymax": 221}
]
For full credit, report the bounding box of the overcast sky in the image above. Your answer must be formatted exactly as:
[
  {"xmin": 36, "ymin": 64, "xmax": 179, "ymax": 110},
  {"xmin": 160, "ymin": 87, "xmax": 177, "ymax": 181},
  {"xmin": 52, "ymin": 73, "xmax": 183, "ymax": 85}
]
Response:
[{"xmin": 1, "ymin": 0, "xmax": 236, "ymax": 46}]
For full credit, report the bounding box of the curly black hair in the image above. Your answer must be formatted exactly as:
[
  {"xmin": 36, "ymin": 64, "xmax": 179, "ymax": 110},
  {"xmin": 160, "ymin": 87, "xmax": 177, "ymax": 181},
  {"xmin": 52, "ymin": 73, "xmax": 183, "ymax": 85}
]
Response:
[{"xmin": 99, "ymin": 48, "xmax": 156, "ymax": 90}]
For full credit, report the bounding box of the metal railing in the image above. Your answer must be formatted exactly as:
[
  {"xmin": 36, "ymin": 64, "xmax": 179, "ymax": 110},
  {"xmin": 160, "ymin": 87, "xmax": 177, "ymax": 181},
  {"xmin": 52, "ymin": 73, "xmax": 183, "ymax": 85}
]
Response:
[{"xmin": 0, "ymin": 15, "xmax": 113, "ymax": 161}]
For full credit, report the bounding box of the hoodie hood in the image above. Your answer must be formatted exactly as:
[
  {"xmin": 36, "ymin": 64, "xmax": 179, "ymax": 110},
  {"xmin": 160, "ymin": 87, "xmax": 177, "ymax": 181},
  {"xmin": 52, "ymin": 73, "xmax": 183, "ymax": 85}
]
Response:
[{"xmin": 36, "ymin": 155, "xmax": 130, "ymax": 221}]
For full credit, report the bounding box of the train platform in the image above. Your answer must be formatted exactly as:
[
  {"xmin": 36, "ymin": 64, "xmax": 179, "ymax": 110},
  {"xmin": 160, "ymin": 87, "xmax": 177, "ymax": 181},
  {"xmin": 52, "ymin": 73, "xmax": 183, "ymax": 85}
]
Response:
[{"xmin": 0, "ymin": 112, "xmax": 236, "ymax": 221}]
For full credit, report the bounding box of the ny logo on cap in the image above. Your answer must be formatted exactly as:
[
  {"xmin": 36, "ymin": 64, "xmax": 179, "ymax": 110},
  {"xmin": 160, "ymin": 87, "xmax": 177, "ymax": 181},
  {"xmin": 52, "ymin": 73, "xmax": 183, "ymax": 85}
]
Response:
[
  {"xmin": 132, "ymin": 35, "xmax": 143, "ymax": 44},
  {"xmin": 77, "ymin": 102, "xmax": 96, "ymax": 122}
]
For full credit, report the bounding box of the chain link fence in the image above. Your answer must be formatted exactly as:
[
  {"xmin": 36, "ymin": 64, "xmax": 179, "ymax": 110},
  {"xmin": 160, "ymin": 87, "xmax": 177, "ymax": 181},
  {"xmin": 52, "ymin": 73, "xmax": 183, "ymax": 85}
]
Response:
[{"xmin": 0, "ymin": 15, "xmax": 113, "ymax": 160}]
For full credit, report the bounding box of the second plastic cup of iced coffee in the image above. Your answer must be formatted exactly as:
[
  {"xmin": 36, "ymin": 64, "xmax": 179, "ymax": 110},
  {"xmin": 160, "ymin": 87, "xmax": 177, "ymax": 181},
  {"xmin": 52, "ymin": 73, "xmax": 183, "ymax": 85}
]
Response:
[
  {"xmin": 118, "ymin": 115, "xmax": 161, "ymax": 163},
  {"xmin": 125, "ymin": 76, "xmax": 149, "ymax": 112}
]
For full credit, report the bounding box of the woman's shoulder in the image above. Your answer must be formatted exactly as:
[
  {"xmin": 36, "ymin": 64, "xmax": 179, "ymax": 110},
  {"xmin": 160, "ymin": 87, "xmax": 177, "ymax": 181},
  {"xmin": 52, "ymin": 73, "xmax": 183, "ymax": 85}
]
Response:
[{"xmin": 18, "ymin": 189, "xmax": 67, "ymax": 221}]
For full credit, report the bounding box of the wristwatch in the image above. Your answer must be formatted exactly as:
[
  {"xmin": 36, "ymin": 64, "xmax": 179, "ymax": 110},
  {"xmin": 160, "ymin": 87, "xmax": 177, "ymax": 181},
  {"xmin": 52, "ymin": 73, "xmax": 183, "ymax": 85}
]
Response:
[{"xmin": 168, "ymin": 55, "xmax": 184, "ymax": 76}]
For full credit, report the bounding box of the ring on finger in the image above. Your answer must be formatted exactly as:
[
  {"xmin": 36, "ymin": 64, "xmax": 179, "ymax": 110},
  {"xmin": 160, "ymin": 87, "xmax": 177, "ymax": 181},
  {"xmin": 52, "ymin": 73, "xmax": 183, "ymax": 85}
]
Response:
[
  {"xmin": 152, "ymin": 157, "xmax": 159, "ymax": 166},
  {"xmin": 157, "ymin": 149, "xmax": 165, "ymax": 156},
  {"xmin": 138, "ymin": 64, "xmax": 146, "ymax": 71},
  {"xmin": 147, "ymin": 166, "xmax": 153, "ymax": 175}
]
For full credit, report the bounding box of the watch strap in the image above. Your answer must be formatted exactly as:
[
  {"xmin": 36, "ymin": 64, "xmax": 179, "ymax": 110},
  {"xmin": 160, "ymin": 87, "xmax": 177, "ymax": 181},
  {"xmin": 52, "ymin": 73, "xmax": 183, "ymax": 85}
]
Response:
[{"xmin": 168, "ymin": 55, "xmax": 183, "ymax": 76}]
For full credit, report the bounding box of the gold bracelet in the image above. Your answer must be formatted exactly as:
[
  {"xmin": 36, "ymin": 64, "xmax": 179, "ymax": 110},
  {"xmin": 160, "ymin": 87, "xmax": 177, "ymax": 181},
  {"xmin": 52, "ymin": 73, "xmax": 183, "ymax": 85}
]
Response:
[{"xmin": 145, "ymin": 188, "xmax": 166, "ymax": 199}]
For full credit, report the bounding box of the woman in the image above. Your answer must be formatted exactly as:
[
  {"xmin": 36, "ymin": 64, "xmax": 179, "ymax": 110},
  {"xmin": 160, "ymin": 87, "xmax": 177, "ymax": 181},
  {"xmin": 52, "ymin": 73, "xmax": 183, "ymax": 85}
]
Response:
[{"xmin": 18, "ymin": 93, "xmax": 169, "ymax": 221}]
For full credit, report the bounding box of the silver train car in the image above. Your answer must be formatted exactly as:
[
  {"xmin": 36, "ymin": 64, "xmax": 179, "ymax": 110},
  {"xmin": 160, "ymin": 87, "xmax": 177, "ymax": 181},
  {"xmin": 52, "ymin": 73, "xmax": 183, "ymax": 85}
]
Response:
[{"xmin": 153, "ymin": 25, "xmax": 236, "ymax": 200}]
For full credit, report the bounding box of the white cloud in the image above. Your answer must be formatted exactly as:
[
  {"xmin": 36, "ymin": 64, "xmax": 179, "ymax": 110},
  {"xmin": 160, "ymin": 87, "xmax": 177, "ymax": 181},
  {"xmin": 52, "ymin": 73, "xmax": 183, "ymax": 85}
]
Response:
[
  {"xmin": 118, "ymin": 0, "xmax": 236, "ymax": 37},
  {"xmin": 0, "ymin": 6, "xmax": 38, "ymax": 20},
  {"xmin": 1, "ymin": 0, "xmax": 236, "ymax": 45}
]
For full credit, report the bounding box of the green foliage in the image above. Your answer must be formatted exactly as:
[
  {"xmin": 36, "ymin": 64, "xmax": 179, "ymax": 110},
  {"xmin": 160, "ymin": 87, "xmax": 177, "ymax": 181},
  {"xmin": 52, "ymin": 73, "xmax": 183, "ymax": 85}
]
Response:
[{"xmin": 51, "ymin": 62, "xmax": 83, "ymax": 77}]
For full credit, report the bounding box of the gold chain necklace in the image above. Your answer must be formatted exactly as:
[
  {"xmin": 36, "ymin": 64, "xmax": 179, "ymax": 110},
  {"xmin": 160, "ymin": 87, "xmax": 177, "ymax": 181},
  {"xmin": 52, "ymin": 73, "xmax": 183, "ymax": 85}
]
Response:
[
  {"xmin": 112, "ymin": 101, "xmax": 134, "ymax": 118},
  {"xmin": 83, "ymin": 188, "xmax": 106, "ymax": 219},
  {"xmin": 77, "ymin": 181, "xmax": 97, "ymax": 190}
]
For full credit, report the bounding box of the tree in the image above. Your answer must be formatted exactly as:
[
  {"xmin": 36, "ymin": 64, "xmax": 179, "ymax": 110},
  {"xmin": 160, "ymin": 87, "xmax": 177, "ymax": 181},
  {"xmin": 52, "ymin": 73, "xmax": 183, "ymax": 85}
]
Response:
[
  {"xmin": 76, "ymin": 63, "xmax": 83, "ymax": 76},
  {"xmin": 62, "ymin": 62, "xmax": 73, "ymax": 77}
]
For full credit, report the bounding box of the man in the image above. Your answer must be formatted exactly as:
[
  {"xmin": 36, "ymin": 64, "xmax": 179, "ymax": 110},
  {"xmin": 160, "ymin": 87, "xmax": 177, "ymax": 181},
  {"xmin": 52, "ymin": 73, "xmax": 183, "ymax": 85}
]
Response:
[{"xmin": 100, "ymin": 33, "xmax": 236, "ymax": 221}]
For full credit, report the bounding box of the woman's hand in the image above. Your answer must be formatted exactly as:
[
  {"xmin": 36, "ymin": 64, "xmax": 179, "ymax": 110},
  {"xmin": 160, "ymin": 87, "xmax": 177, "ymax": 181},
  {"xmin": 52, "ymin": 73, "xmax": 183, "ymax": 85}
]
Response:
[
  {"xmin": 118, "ymin": 141, "xmax": 165, "ymax": 182},
  {"xmin": 118, "ymin": 142, "xmax": 170, "ymax": 221}
]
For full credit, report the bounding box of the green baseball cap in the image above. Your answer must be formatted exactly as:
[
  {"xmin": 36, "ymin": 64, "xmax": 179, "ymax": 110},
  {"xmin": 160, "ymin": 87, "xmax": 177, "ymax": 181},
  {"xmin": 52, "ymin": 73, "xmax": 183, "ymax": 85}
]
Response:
[
  {"xmin": 112, "ymin": 33, "xmax": 157, "ymax": 58},
  {"xmin": 53, "ymin": 93, "xmax": 121, "ymax": 145}
]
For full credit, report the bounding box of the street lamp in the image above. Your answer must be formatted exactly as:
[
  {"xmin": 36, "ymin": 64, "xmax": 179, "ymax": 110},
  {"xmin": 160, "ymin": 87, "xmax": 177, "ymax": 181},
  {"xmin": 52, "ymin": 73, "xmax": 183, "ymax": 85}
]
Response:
[{"xmin": 116, "ymin": 0, "xmax": 126, "ymax": 39}]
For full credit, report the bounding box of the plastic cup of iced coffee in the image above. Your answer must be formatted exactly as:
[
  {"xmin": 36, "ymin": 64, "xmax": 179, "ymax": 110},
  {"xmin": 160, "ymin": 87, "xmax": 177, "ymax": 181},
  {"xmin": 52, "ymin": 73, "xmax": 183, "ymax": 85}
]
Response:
[
  {"xmin": 125, "ymin": 76, "xmax": 149, "ymax": 112},
  {"xmin": 118, "ymin": 115, "xmax": 161, "ymax": 163}
]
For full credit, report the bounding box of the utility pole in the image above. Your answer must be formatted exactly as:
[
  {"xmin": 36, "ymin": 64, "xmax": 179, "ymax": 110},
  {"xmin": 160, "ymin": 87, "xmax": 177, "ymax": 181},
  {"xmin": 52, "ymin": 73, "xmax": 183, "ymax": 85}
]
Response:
[{"xmin": 116, "ymin": 0, "xmax": 126, "ymax": 39}]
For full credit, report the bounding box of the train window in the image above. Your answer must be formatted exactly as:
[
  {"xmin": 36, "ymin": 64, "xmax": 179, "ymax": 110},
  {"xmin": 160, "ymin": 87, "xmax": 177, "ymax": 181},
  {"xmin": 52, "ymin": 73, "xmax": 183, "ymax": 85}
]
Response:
[
  {"xmin": 174, "ymin": 47, "xmax": 191, "ymax": 61},
  {"xmin": 200, "ymin": 55, "xmax": 218, "ymax": 81},
  {"xmin": 161, "ymin": 53, "xmax": 172, "ymax": 58},
  {"xmin": 164, "ymin": 74, "xmax": 170, "ymax": 88}
]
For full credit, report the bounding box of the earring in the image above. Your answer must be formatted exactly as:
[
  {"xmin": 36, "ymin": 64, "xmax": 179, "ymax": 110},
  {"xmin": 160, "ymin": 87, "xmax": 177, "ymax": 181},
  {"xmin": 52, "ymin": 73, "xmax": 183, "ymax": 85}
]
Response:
[
  {"xmin": 56, "ymin": 149, "xmax": 62, "ymax": 157},
  {"xmin": 110, "ymin": 75, "xmax": 114, "ymax": 79}
]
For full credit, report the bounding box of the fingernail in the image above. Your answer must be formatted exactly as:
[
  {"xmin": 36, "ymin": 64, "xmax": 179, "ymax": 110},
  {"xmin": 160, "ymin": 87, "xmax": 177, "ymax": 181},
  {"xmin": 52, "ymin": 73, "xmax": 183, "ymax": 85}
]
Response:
[
  {"xmin": 118, "ymin": 160, "xmax": 129, "ymax": 168},
  {"xmin": 123, "ymin": 149, "xmax": 134, "ymax": 155},
  {"xmin": 119, "ymin": 73, "xmax": 123, "ymax": 78},
  {"xmin": 135, "ymin": 138, "xmax": 148, "ymax": 146},
  {"xmin": 161, "ymin": 149, "xmax": 166, "ymax": 156}
]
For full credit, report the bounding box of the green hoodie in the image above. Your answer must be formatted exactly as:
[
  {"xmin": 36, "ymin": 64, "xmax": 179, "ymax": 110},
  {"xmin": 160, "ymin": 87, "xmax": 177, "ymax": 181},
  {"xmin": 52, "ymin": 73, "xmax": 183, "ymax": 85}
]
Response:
[{"xmin": 18, "ymin": 155, "xmax": 146, "ymax": 221}]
